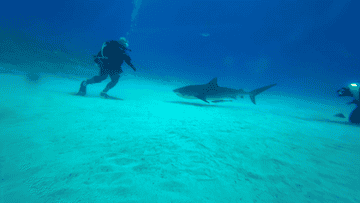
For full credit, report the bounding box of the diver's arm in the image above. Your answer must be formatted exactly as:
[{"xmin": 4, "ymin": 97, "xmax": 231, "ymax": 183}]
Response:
[
  {"xmin": 129, "ymin": 63, "xmax": 137, "ymax": 72},
  {"xmin": 125, "ymin": 55, "xmax": 136, "ymax": 71}
]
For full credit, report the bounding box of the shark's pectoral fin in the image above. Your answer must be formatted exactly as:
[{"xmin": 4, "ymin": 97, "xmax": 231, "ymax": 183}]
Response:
[{"xmin": 196, "ymin": 95, "xmax": 209, "ymax": 103}]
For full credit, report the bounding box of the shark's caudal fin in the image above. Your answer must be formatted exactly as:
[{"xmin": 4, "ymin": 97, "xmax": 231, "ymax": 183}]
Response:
[{"xmin": 249, "ymin": 84, "xmax": 277, "ymax": 104}]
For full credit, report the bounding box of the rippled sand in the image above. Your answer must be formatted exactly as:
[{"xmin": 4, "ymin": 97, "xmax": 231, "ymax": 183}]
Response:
[{"xmin": 1, "ymin": 74, "xmax": 359, "ymax": 203}]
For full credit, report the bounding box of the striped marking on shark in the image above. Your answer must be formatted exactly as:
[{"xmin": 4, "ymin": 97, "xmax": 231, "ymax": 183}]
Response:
[{"xmin": 173, "ymin": 78, "xmax": 276, "ymax": 104}]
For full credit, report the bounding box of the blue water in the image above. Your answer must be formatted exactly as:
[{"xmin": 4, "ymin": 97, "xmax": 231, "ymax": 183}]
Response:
[{"xmin": 1, "ymin": 0, "xmax": 359, "ymax": 101}]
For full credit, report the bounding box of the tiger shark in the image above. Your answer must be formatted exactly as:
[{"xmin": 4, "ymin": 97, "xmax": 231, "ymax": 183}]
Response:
[{"xmin": 173, "ymin": 78, "xmax": 276, "ymax": 104}]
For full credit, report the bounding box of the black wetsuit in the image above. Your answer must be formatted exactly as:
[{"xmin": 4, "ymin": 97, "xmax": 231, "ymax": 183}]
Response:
[
  {"xmin": 95, "ymin": 40, "xmax": 131, "ymax": 75},
  {"xmin": 349, "ymin": 99, "xmax": 360, "ymax": 124},
  {"xmin": 337, "ymin": 86, "xmax": 360, "ymax": 124},
  {"xmin": 86, "ymin": 40, "xmax": 132, "ymax": 92}
]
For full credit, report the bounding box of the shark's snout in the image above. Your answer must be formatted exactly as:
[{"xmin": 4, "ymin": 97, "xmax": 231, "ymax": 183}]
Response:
[
  {"xmin": 173, "ymin": 88, "xmax": 182, "ymax": 97},
  {"xmin": 173, "ymin": 88, "xmax": 193, "ymax": 99},
  {"xmin": 174, "ymin": 88, "xmax": 185, "ymax": 94}
]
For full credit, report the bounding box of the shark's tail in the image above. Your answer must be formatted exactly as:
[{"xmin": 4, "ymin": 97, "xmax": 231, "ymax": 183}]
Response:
[{"xmin": 249, "ymin": 84, "xmax": 277, "ymax": 104}]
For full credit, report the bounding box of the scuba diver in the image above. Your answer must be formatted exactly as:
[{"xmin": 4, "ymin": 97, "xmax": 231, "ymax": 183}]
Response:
[
  {"xmin": 76, "ymin": 37, "xmax": 136, "ymax": 98},
  {"xmin": 337, "ymin": 83, "xmax": 360, "ymax": 124}
]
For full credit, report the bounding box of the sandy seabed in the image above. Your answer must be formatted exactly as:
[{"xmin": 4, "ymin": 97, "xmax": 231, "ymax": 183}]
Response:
[{"xmin": 0, "ymin": 74, "xmax": 359, "ymax": 203}]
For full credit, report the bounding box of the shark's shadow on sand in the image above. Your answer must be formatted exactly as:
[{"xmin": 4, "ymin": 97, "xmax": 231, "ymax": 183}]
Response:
[
  {"xmin": 167, "ymin": 101, "xmax": 360, "ymax": 127},
  {"xmin": 166, "ymin": 101, "xmax": 237, "ymax": 108},
  {"xmin": 293, "ymin": 116, "xmax": 360, "ymax": 127}
]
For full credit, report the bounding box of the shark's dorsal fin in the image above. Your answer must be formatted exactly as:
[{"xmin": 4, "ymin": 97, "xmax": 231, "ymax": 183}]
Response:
[{"xmin": 208, "ymin": 78, "xmax": 218, "ymax": 86}]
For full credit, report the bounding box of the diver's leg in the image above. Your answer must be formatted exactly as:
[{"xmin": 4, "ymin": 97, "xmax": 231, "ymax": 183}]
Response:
[
  {"xmin": 85, "ymin": 75, "xmax": 108, "ymax": 85},
  {"xmin": 86, "ymin": 66, "xmax": 109, "ymax": 84},
  {"xmin": 76, "ymin": 68, "xmax": 108, "ymax": 95},
  {"xmin": 100, "ymin": 74, "xmax": 120, "ymax": 97}
]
